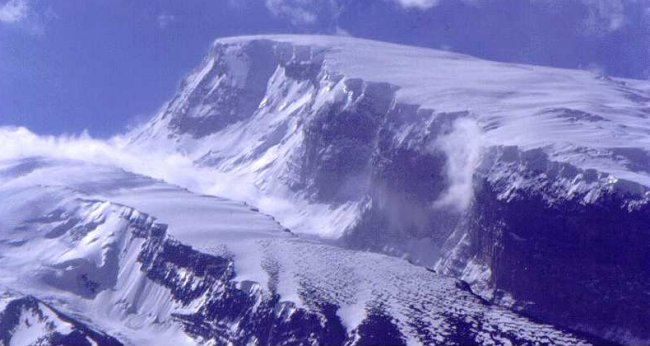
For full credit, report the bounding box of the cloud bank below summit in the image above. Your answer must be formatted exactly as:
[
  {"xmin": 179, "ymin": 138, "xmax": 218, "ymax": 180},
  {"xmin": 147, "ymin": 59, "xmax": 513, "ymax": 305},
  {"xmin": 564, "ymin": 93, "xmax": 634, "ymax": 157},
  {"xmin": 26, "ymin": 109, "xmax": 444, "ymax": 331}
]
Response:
[
  {"xmin": 0, "ymin": 127, "xmax": 248, "ymax": 201},
  {"xmin": 0, "ymin": 116, "xmax": 487, "ymax": 238}
]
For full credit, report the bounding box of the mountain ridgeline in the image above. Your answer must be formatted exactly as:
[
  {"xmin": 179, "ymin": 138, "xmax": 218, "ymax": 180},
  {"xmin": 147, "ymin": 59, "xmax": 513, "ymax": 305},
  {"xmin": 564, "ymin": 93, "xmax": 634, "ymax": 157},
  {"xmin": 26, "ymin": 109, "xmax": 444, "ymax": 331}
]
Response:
[{"xmin": 132, "ymin": 35, "xmax": 650, "ymax": 345}]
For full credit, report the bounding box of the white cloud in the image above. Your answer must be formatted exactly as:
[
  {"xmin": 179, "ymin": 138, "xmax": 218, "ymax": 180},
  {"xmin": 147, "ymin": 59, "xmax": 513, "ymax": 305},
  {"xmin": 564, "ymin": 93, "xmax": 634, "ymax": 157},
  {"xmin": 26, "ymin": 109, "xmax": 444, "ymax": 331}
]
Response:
[
  {"xmin": 0, "ymin": 0, "xmax": 28, "ymax": 24},
  {"xmin": 157, "ymin": 13, "xmax": 176, "ymax": 29},
  {"xmin": 0, "ymin": 0, "xmax": 55, "ymax": 35},
  {"xmin": 0, "ymin": 127, "xmax": 260, "ymax": 207},
  {"xmin": 580, "ymin": 0, "xmax": 627, "ymax": 35},
  {"xmin": 391, "ymin": 0, "xmax": 635, "ymax": 35},
  {"xmin": 264, "ymin": 0, "xmax": 339, "ymax": 27},
  {"xmin": 390, "ymin": 0, "xmax": 440, "ymax": 10},
  {"xmin": 265, "ymin": 0, "xmax": 317, "ymax": 26}
]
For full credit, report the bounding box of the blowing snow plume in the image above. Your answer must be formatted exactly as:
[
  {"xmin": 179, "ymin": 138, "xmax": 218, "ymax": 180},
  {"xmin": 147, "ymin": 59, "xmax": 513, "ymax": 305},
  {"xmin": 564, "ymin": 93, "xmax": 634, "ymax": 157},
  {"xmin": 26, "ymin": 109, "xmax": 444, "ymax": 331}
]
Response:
[
  {"xmin": 0, "ymin": 126, "xmax": 261, "ymax": 203},
  {"xmin": 432, "ymin": 118, "xmax": 483, "ymax": 211}
]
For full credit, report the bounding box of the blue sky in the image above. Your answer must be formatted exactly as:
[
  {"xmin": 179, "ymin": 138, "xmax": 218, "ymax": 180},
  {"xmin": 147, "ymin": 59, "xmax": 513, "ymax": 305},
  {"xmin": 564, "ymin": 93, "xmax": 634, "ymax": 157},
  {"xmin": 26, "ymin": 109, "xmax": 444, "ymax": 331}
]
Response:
[{"xmin": 0, "ymin": 0, "xmax": 648, "ymax": 137}]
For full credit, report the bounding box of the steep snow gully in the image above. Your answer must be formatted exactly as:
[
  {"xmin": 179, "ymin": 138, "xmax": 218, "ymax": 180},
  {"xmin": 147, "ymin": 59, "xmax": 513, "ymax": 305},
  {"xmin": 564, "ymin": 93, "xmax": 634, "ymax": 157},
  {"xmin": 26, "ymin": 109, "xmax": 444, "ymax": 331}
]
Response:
[{"xmin": 1, "ymin": 35, "xmax": 649, "ymax": 345}]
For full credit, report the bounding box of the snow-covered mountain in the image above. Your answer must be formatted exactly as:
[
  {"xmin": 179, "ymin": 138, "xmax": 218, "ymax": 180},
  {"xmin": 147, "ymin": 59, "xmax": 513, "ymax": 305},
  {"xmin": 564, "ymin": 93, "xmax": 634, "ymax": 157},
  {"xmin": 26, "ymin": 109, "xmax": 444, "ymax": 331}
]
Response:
[
  {"xmin": 0, "ymin": 157, "xmax": 599, "ymax": 345},
  {"xmin": 1, "ymin": 34, "xmax": 649, "ymax": 345},
  {"xmin": 129, "ymin": 35, "xmax": 650, "ymax": 344},
  {"xmin": 0, "ymin": 290, "xmax": 121, "ymax": 346}
]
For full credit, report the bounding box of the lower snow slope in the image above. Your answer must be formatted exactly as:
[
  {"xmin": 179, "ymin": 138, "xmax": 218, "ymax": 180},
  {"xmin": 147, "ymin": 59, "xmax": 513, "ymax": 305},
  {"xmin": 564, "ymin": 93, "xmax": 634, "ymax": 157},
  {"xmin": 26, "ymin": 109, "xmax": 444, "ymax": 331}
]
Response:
[{"xmin": 0, "ymin": 156, "xmax": 597, "ymax": 345}]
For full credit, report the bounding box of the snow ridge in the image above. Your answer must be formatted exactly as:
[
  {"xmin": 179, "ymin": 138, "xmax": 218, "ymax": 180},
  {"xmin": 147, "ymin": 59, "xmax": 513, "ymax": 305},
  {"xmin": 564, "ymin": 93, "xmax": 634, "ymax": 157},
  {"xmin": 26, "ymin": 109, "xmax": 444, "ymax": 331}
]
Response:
[
  {"xmin": 0, "ymin": 157, "xmax": 598, "ymax": 345},
  {"xmin": 129, "ymin": 35, "xmax": 650, "ymax": 344}
]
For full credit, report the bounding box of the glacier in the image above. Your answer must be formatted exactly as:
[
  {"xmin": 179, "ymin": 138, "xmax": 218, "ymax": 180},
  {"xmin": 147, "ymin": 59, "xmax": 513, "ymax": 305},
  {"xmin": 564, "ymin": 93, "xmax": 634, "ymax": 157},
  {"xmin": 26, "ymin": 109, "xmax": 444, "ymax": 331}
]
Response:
[
  {"xmin": 0, "ymin": 157, "xmax": 598, "ymax": 345},
  {"xmin": 1, "ymin": 34, "xmax": 649, "ymax": 345}
]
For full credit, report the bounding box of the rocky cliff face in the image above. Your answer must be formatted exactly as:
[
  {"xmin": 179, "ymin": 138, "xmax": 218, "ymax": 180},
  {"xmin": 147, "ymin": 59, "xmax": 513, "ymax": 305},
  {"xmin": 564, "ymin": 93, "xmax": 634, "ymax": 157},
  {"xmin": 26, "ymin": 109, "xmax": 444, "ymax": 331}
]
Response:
[
  {"xmin": 134, "ymin": 38, "xmax": 482, "ymax": 265},
  {"xmin": 130, "ymin": 35, "xmax": 650, "ymax": 344},
  {"xmin": 0, "ymin": 292, "xmax": 122, "ymax": 346},
  {"xmin": 438, "ymin": 146, "xmax": 650, "ymax": 344}
]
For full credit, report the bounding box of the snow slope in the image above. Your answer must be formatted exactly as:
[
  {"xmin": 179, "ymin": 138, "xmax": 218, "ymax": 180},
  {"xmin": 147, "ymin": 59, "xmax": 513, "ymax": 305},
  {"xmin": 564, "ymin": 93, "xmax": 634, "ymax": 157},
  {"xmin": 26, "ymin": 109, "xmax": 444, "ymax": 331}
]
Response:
[
  {"xmin": 135, "ymin": 34, "xmax": 650, "ymax": 182},
  {"xmin": 0, "ymin": 290, "xmax": 121, "ymax": 346},
  {"xmin": 129, "ymin": 35, "xmax": 650, "ymax": 344},
  {"xmin": 0, "ymin": 156, "xmax": 597, "ymax": 345},
  {"xmin": 132, "ymin": 34, "xmax": 650, "ymax": 243}
]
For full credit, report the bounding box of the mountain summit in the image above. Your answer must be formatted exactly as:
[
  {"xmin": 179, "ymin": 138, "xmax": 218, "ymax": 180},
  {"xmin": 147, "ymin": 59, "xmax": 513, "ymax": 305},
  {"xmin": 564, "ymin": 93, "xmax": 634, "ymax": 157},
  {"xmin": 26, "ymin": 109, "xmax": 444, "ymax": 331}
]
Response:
[{"xmin": 131, "ymin": 35, "xmax": 650, "ymax": 344}]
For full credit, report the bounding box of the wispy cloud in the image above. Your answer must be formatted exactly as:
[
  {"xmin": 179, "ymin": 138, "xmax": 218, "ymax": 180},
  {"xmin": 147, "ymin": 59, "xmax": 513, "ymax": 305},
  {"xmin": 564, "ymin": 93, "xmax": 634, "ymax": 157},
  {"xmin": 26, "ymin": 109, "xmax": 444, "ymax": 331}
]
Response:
[
  {"xmin": 431, "ymin": 118, "xmax": 482, "ymax": 211},
  {"xmin": 0, "ymin": 0, "xmax": 57, "ymax": 35},
  {"xmin": 0, "ymin": 0, "xmax": 28, "ymax": 24},
  {"xmin": 388, "ymin": 0, "xmax": 637, "ymax": 35},
  {"xmin": 580, "ymin": 0, "xmax": 627, "ymax": 35},
  {"xmin": 0, "ymin": 126, "xmax": 261, "ymax": 209},
  {"xmin": 265, "ymin": 0, "xmax": 640, "ymax": 38},
  {"xmin": 264, "ymin": 0, "xmax": 339, "ymax": 28},
  {"xmin": 265, "ymin": 0, "xmax": 318, "ymax": 26},
  {"xmin": 390, "ymin": 0, "xmax": 439, "ymax": 10},
  {"xmin": 157, "ymin": 13, "xmax": 176, "ymax": 29}
]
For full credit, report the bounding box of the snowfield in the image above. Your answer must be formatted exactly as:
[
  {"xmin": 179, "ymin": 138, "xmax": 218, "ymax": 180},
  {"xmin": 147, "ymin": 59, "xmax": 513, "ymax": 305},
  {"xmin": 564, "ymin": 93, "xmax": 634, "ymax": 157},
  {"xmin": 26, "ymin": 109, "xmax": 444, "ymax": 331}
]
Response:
[
  {"xmin": 137, "ymin": 34, "xmax": 650, "ymax": 184},
  {"xmin": 0, "ymin": 157, "xmax": 595, "ymax": 345}
]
